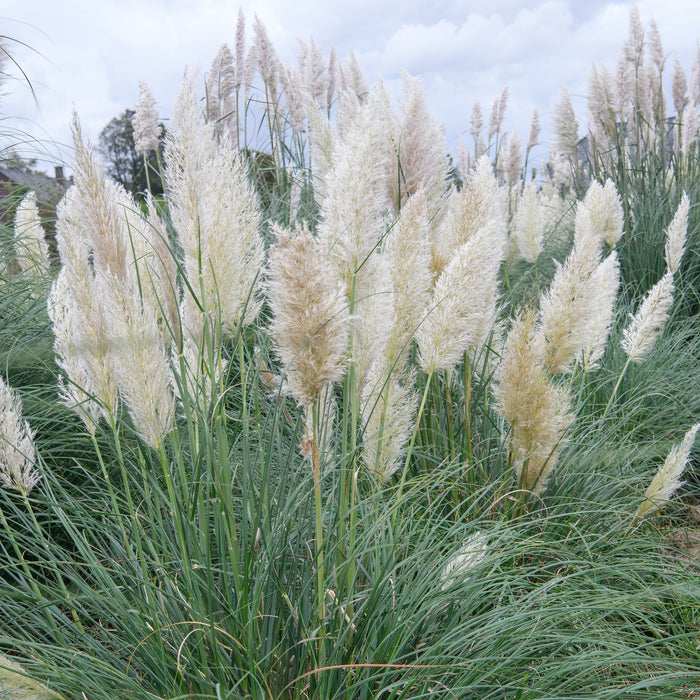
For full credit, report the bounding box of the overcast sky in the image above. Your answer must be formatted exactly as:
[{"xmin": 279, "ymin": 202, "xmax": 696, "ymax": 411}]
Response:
[{"xmin": 3, "ymin": 0, "xmax": 700, "ymax": 172}]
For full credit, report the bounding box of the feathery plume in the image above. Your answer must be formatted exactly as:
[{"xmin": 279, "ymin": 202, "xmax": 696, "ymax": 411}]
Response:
[
  {"xmin": 235, "ymin": 7, "xmax": 246, "ymax": 84},
  {"xmin": 417, "ymin": 223, "xmax": 506, "ymax": 374},
  {"xmin": 574, "ymin": 179, "xmax": 624, "ymax": 250},
  {"xmin": 63, "ymin": 120, "xmax": 175, "ymax": 445},
  {"xmin": 342, "ymin": 49, "xmax": 369, "ymax": 102},
  {"xmin": 621, "ymin": 270, "xmax": 675, "ymax": 363},
  {"xmin": 50, "ymin": 181, "xmax": 117, "ymax": 427},
  {"xmin": 512, "ymin": 179, "xmax": 545, "ymax": 263},
  {"xmin": 672, "ymin": 58, "xmax": 688, "ymax": 118},
  {"xmin": 635, "ymin": 423, "xmax": 700, "ymax": 520},
  {"xmin": 470, "ymin": 99, "xmax": 483, "ymax": 140},
  {"xmin": 504, "ymin": 130, "xmax": 522, "ymax": 186},
  {"xmin": 441, "ymin": 532, "xmax": 488, "ymax": 589},
  {"xmin": 588, "ymin": 63, "xmax": 617, "ymax": 143},
  {"xmin": 626, "ymin": 6, "xmax": 645, "ymax": 70},
  {"xmin": 253, "ymin": 14, "xmax": 280, "ymax": 104},
  {"xmin": 267, "ymin": 223, "xmax": 349, "ymax": 406},
  {"xmin": 0, "ymin": 375, "xmax": 39, "ymax": 496},
  {"xmin": 279, "ymin": 64, "xmax": 306, "ymax": 133},
  {"xmin": 298, "ymin": 37, "xmax": 330, "ymax": 112},
  {"xmin": 166, "ymin": 75, "xmax": 265, "ymax": 335},
  {"xmin": 540, "ymin": 187, "xmax": 622, "ymax": 373},
  {"xmin": 432, "ymin": 155, "xmax": 506, "ymax": 278},
  {"xmin": 615, "ymin": 49, "xmax": 634, "ymax": 120},
  {"xmin": 493, "ymin": 309, "xmax": 573, "ymax": 495},
  {"xmin": 553, "ymin": 86, "xmax": 579, "ymax": 161},
  {"xmin": 13, "ymin": 190, "xmax": 51, "ymax": 276},
  {"xmin": 327, "ymin": 44, "xmax": 337, "ymax": 110},
  {"xmin": 527, "ymin": 108, "xmax": 541, "ymax": 153},
  {"xmin": 382, "ymin": 190, "xmax": 433, "ymax": 372},
  {"xmin": 306, "ymin": 102, "xmax": 338, "ymax": 206},
  {"xmin": 488, "ymin": 88, "xmax": 508, "ymax": 141},
  {"xmin": 392, "ymin": 72, "xmax": 450, "ymax": 214},
  {"xmin": 317, "ymin": 87, "xmax": 393, "ymax": 294},
  {"xmin": 206, "ymin": 44, "xmax": 238, "ymax": 140},
  {"xmin": 133, "ymin": 82, "xmax": 161, "ymax": 153},
  {"xmin": 664, "ymin": 192, "xmax": 690, "ymax": 275},
  {"xmin": 361, "ymin": 369, "xmax": 416, "ymax": 482},
  {"xmin": 647, "ymin": 19, "xmax": 665, "ymax": 72},
  {"xmin": 581, "ymin": 251, "xmax": 621, "ymax": 371}
]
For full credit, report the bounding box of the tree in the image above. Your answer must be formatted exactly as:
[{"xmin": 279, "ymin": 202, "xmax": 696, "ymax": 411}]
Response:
[{"xmin": 97, "ymin": 109, "xmax": 164, "ymax": 197}]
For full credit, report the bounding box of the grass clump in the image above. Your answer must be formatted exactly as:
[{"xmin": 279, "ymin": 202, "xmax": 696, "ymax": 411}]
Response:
[{"xmin": 1, "ymin": 10, "xmax": 699, "ymax": 700}]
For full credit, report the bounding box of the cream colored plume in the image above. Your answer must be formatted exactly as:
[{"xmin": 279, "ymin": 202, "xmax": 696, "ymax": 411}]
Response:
[
  {"xmin": 540, "ymin": 181, "xmax": 623, "ymax": 373},
  {"xmin": 621, "ymin": 271, "xmax": 675, "ymax": 363},
  {"xmin": 512, "ymin": 179, "xmax": 545, "ymax": 264},
  {"xmin": 133, "ymin": 81, "xmax": 161, "ymax": 153},
  {"xmin": 0, "ymin": 375, "xmax": 40, "ymax": 496},
  {"xmin": 664, "ymin": 193, "xmax": 690, "ymax": 275},
  {"xmin": 381, "ymin": 191, "xmax": 433, "ymax": 373},
  {"xmin": 417, "ymin": 220, "xmax": 506, "ymax": 374},
  {"xmin": 432, "ymin": 155, "xmax": 506, "ymax": 279},
  {"xmin": 441, "ymin": 532, "xmax": 488, "ymax": 590},
  {"xmin": 166, "ymin": 75, "xmax": 265, "ymax": 336},
  {"xmin": 391, "ymin": 73, "xmax": 451, "ymax": 217},
  {"xmin": 493, "ymin": 309, "xmax": 573, "ymax": 495},
  {"xmin": 49, "ymin": 187, "xmax": 117, "ymax": 428},
  {"xmin": 317, "ymin": 85, "xmax": 394, "ymax": 295},
  {"xmin": 575, "ymin": 180, "xmax": 624, "ymax": 250},
  {"xmin": 13, "ymin": 190, "xmax": 51, "ymax": 277},
  {"xmin": 267, "ymin": 223, "xmax": 349, "ymax": 407},
  {"xmin": 553, "ymin": 86, "xmax": 579, "ymax": 162},
  {"xmin": 634, "ymin": 423, "xmax": 700, "ymax": 521}
]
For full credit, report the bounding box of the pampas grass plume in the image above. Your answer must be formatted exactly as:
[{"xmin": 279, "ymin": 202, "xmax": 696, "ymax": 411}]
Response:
[
  {"xmin": 133, "ymin": 82, "xmax": 161, "ymax": 153},
  {"xmin": 664, "ymin": 192, "xmax": 690, "ymax": 275},
  {"xmin": 494, "ymin": 309, "xmax": 573, "ymax": 495},
  {"xmin": 635, "ymin": 423, "xmax": 700, "ymax": 521},
  {"xmin": 621, "ymin": 271, "xmax": 675, "ymax": 363},
  {"xmin": 0, "ymin": 375, "xmax": 39, "ymax": 496},
  {"xmin": 267, "ymin": 223, "xmax": 349, "ymax": 406},
  {"xmin": 13, "ymin": 190, "xmax": 51, "ymax": 277}
]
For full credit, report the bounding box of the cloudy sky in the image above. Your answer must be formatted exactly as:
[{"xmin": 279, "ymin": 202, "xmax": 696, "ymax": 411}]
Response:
[{"xmin": 3, "ymin": 0, "xmax": 700, "ymax": 172}]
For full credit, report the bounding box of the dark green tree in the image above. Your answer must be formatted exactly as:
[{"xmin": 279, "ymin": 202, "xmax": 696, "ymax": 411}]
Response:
[{"xmin": 97, "ymin": 109, "xmax": 164, "ymax": 197}]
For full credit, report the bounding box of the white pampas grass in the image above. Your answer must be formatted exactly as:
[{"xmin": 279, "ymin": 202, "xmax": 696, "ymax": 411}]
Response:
[
  {"xmin": 575, "ymin": 179, "xmax": 624, "ymax": 250},
  {"xmin": 581, "ymin": 251, "xmax": 621, "ymax": 371},
  {"xmin": 317, "ymin": 87, "xmax": 393, "ymax": 293},
  {"xmin": 166, "ymin": 75, "xmax": 265, "ymax": 335},
  {"xmin": 392, "ymin": 73, "xmax": 450, "ymax": 215},
  {"xmin": 441, "ymin": 532, "xmax": 488, "ymax": 589},
  {"xmin": 621, "ymin": 271, "xmax": 675, "ymax": 363},
  {"xmin": 13, "ymin": 190, "xmax": 51, "ymax": 277},
  {"xmin": 494, "ymin": 309, "xmax": 574, "ymax": 495},
  {"xmin": 0, "ymin": 375, "xmax": 39, "ymax": 495},
  {"xmin": 512, "ymin": 179, "xmax": 545, "ymax": 263},
  {"xmin": 361, "ymin": 370, "xmax": 416, "ymax": 482},
  {"xmin": 267, "ymin": 223, "xmax": 349, "ymax": 407},
  {"xmin": 382, "ymin": 191, "xmax": 433, "ymax": 372},
  {"xmin": 51, "ymin": 118, "xmax": 176, "ymax": 445},
  {"xmin": 49, "ymin": 187, "xmax": 118, "ymax": 428},
  {"xmin": 417, "ymin": 222, "xmax": 506, "ymax": 374},
  {"xmin": 634, "ymin": 423, "xmax": 700, "ymax": 521},
  {"xmin": 553, "ymin": 86, "xmax": 579, "ymax": 161},
  {"xmin": 664, "ymin": 192, "xmax": 690, "ymax": 275},
  {"xmin": 432, "ymin": 155, "xmax": 506, "ymax": 278},
  {"xmin": 133, "ymin": 82, "xmax": 161, "ymax": 153}
]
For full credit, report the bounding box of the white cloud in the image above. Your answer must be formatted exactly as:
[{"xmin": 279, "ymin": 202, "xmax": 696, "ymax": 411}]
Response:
[{"xmin": 2, "ymin": 0, "xmax": 700, "ymax": 171}]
